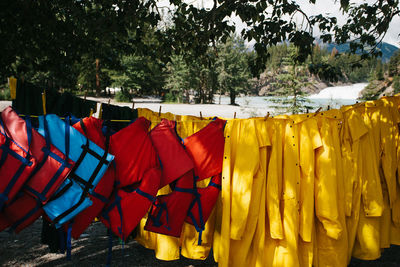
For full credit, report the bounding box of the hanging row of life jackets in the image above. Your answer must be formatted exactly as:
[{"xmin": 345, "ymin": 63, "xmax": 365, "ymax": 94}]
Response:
[{"xmin": 0, "ymin": 106, "xmax": 226, "ymax": 251}]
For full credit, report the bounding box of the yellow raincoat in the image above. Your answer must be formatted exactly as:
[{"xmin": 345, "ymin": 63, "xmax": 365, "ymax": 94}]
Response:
[
  {"xmin": 314, "ymin": 109, "xmax": 348, "ymax": 267},
  {"xmin": 213, "ymin": 119, "xmax": 261, "ymax": 267}
]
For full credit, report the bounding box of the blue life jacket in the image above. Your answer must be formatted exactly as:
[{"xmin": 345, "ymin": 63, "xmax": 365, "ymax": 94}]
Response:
[{"xmin": 38, "ymin": 115, "xmax": 114, "ymax": 228}]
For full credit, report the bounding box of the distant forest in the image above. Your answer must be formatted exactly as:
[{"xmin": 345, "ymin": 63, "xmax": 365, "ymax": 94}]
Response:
[{"xmin": 2, "ymin": 33, "xmax": 391, "ymax": 105}]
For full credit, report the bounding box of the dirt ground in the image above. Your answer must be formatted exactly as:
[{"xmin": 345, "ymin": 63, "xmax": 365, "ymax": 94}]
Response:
[
  {"xmin": 0, "ymin": 219, "xmax": 217, "ymax": 266},
  {"xmin": 2, "ymin": 219, "xmax": 400, "ymax": 266}
]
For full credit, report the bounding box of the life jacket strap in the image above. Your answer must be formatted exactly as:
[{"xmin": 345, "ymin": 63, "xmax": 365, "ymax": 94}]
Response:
[
  {"xmin": 187, "ymin": 177, "xmax": 206, "ymax": 245},
  {"xmin": 66, "ymin": 220, "xmax": 73, "ymax": 260},
  {"xmin": 208, "ymin": 181, "xmax": 222, "ymax": 190},
  {"xmin": 50, "ymin": 179, "xmax": 73, "ymax": 201},
  {"xmin": 24, "ymin": 147, "xmax": 71, "ymax": 203},
  {"xmin": 148, "ymin": 202, "xmax": 170, "ymax": 230},
  {"xmin": 187, "ymin": 189, "xmax": 205, "ymax": 245},
  {"xmin": 0, "ymin": 139, "xmax": 10, "ymax": 167},
  {"xmin": 58, "ymin": 227, "xmax": 66, "ymax": 254},
  {"xmin": 91, "ymin": 191, "xmax": 109, "ymax": 204},
  {"xmin": 102, "ymin": 194, "xmax": 121, "ymax": 220},
  {"xmin": 102, "ymin": 195, "xmax": 124, "ymax": 238},
  {"xmin": 0, "ymin": 141, "xmax": 32, "ymax": 166},
  {"xmin": 188, "ymin": 210, "xmax": 204, "ymax": 245},
  {"xmin": 9, "ymin": 201, "xmax": 42, "ymax": 232},
  {"xmin": 135, "ymin": 188, "xmax": 156, "ymax": 203},
  {"xmin": 115, "ymin": 199, "xmax": 124, "ymax": 240},
  {"xmin": 174, "ymin": 187, "xmax": 196, "ymax": 194},
  {"xmin": 82, "ymin": 144, "xmax": 110, "ymax": 165},
  {"xmin": 0, "ymin": 163, "xmax": 30, "ymax": 210},
  {"xmin": 69, "ymin": 173, "xmax": 95, "ymax": 190}
]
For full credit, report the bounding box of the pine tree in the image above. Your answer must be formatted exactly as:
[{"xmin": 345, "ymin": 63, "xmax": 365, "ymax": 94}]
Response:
[
  {"xmin": 388, "ymin": 51, "xmax": 400, "ymax": 77},
  {"xmin": 270, "ymin": 45, "xmax": 313, "ymax": 114},
  {"xmin": 375, "ymin": 60, "xmax": 385, "ymax": 80}
]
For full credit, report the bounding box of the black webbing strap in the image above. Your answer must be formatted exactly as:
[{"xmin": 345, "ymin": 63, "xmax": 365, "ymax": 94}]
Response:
[
  {"xmin": 50, "ymin": 179, "xmax": 73, "ymax": 201},
  {"xmin": 186, "ymin": 177, "xmax": 205, "ymax": 245},
  {"xmin": 148, "ymin": 202, "xmax": 170, "ymax": 230}
]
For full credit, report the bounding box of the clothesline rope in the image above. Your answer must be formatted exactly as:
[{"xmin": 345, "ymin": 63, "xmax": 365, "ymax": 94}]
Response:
[{"xmin": 17, "ymin": 114, "xmax": 213, "ymax": 123}]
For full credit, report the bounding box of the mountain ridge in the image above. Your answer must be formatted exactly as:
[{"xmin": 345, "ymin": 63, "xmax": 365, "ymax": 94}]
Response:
[{"xmin": 323, "ymin": 42, "xmax": 399, "ymax": 62}]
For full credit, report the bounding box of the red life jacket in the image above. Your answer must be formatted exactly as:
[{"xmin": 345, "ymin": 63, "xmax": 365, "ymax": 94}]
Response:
[
  {"xmin": 0, "ymin": 194, "xmax": 43, "ymax": 233},
  {"xmin": 144, "ymin": 119, "xmax": 195, "ymax": 237},
  {"xmin": 150, "ymin": 119, "xmax": 194, "ymax": 187},
  {"xmin": 0, "ymin": 213, "xmax": 10, "ymax": 231},
  {"xmin": 145, "ymin": 170, "xmax": 195, "ymax": 237},
  {"xmin": 0, "ymin": 107, "xmax": 73, "ymax": 233},
  {"xmin": 67, "ymin": 117, "xmax": 115, "ymax": 240},
  {"xmin": 110, "ymin": 117, "xmax": 158, "ymax": 188},
  {"xmin": 100, "ymin": 117, "xmax": 161, "ymax": 240},
  {"xmin": 183, "ymin": 118, "xmax": 226, "ymax": 180},
  {"xmin": 102, "ymin": 167, "xmax": 161, "ymax": 240},
  {"xmin": 185, "ymin": 174, "xmax": 221, "ymax": 226},
  {"xmin": 183, "ymin": 118, "xmax": 225, "ymax": 243},
  {"xmin": 0, "ymin": 107, "xmax": 37, "ymax": 209}
]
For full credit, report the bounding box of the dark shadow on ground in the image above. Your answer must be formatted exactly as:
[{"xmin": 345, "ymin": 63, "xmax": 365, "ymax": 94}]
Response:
[
  {"xmin": 0, "ymin": 220, "xmax": 216, "ymax": 266},
  {"xmin": 2, "ymin": 219, "xmax": 400, "ymax": 266}
]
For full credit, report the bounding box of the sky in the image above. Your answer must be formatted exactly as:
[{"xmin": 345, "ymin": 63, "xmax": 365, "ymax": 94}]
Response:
[
  {"xmin": 162, "ymin": 0, "xmax": 400, "ymax": 48},
  {"xmin": 295, "ymin": 0, "xmax": 400, "ymax": 47}
]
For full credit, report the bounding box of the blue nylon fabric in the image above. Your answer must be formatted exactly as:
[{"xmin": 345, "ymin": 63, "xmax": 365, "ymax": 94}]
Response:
[
  {"xmin": 43, "ymin": 181, "xmax": 92, "ymax": 228},
  {"xmin": 38, "ymin": 115, "xmax": 114, "ymax": 191},
  {"xmin": 38, "ymin": 115, "xmax": 114, "ymax": 227}
]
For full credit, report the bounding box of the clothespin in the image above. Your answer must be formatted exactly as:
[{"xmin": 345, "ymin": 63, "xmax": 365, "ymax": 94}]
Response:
[
  {"xmin": 159, "ymin": 106, "xmax": 162, "ymax": 117},
  {"xmin": 327, "ymin": 105, "xmax": 330, "ymax": 110},
  {"xmin": 84, "ymin": 91, "xmax": 87, "ymax": 102},
  {"xmin": 131, "ymin": 101, "xmax": 135, "ymax": 111},
  {"xmin": 234, "ymin": 112, "xmax": 236, "ymax": 119},
  {"xmin": 107, "ymin": 98, "xmax": 111, "ymax": 106},
  {"xmin": 306, "ymin": 108, "xmax": 309, "ymax": 114},
  {"xmin": 174, "ymin": 114, "xmax": 177, "ymax": 121},
  {"xmin": 314, "ymin": 107, "xmax": 322, "ymax": 116},
  {"xmin": 42, "ymin": 90, "xmax": 47, "ymax": 115},
  {"xmin": 89, "ymin": 108, "xmax": 94, "ymax": 117},
  {"xmin": 99, "ymin": 103, "xmax": 103, "ymax": 119},
  {"xmin": 8, "ymin": 77, "xmax": 17, "ymax": 100},
  {"xmin": 264, "ymin": 112, "xmax": 270, "ymax": 120},
  {"xmin": 200, "ymin": 111, "xmax": 203, "ymax": 120}
]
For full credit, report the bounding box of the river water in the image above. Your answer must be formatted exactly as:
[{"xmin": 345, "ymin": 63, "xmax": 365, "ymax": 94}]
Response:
[{"xmin": 214, "ymin": 83, "xmax": 367, "ymax": 115}]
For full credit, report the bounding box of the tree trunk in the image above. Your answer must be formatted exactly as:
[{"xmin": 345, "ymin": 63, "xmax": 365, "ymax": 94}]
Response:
[
  {"xmin": 95, "ymin": 58, "xmax": 101, "ymax": 96},
  {"xmin": 230, "ymin": 88, "xmax": 236, "ymax": 105}
]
